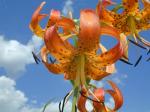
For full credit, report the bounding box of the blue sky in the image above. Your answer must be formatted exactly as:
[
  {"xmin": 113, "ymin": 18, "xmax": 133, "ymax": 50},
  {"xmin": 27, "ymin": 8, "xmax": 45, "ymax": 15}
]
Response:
[{"xmin": 0, "ymin": 0, "xmax": 150, "ymax": 112}]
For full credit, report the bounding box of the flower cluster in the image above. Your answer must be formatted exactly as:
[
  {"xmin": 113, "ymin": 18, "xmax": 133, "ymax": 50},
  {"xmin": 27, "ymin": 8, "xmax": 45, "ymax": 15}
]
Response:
[{"xmin": 29, "ymin": 0, "xmax": 150, "ymax": 112}]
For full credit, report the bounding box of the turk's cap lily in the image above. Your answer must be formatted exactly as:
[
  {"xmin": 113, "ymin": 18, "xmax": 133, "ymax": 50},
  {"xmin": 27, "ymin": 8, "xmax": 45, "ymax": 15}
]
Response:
[
  {"xmin": 30, "ymin": 2, "xmax": 128, "ymax": 81},
  {"xmin": 77, "ymin": 80, "xmax": 123, "ymax": 112},
  {"xmin": 42, "ymin": 15, "xmax": 127, "ymax": 80},
  {"xmin": 96, "ymin": 0, "xmax": 150, "ymax": 48}
]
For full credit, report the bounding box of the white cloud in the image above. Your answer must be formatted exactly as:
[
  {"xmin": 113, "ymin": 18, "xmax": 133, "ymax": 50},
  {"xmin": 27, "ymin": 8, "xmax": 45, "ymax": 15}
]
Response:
[
  {"xmin": 0, "ymin": 35, "xmax": 43, "ymax": 79},
  {"xmin": 62, "ymin": 0, "xmax": 73, "ymax": 16},
  {"xmin": 0, "ymin": 75, "xmax": 124, "ymax": 112},
  {"xmin": 0, "ymin": 75, "xmax": 80, "ymax": 112},
  {"xmin": 0, "ymin": 75, "xmax": 41, "ymax": 112}
]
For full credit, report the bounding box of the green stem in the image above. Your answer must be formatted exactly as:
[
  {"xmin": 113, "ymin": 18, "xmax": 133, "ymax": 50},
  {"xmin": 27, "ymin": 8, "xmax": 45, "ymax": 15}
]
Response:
[
  {"xmin": 71, "ymin": 87, "xmax": 79, "ymax": 112},
  {"xmin": 70, "ymin": 80, "xmax": 74, "ymax": 85},
  {"xmin": 71, "ymin": 54, "xmax": 88, "ymax": 112},
  {"xmin": 71, "ymin": 56, "xmax": 80, "ymax": 112},
  {"xmin": 80, "ymin": 55, "xmax": 88, "ymax": 89},
  {"xmin": 73, "ymin": 36, "xmax": 78, "ymax": 47}
]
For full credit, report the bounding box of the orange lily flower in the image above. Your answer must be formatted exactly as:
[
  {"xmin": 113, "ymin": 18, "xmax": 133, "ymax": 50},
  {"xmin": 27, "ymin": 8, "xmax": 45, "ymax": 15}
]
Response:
[
  {"xmin": 96, "ymin": 0, "xmax": 150, "ymax": 47},
  {"xmin": 29, "ymin": 2, "xmax": 127, "ymax": 85},
  {"xmin": 77, "ymin": 81, "xmax": 123, "ymax": 112},
  {"xmin": 29, "ymin": 2, "xmax": 127, "ymax": 112}
]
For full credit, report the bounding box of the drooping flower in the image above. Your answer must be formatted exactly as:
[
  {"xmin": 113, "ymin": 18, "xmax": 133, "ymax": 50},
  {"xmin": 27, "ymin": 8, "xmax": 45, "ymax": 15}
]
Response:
[
  {"xmin": 29, "ymin": 2, "xmax": 127, "ymax": 112},
  {"xmin": 30, "ymin": 2, "xmax": 127, "ymax": 83},
  {"xmin": 96, "ymin": 0, "xmax": 150, "ymax": 47},
  {"xmin": 77, "ymin": 80, "xmax": 123, "ymax": 112}
]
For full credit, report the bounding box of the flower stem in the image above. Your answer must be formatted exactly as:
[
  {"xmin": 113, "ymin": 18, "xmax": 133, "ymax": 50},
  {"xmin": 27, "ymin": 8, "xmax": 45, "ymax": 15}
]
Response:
[
  {"xmin": 80, "ymin": 55, "xmax": 88, "ymax": 89},
  {"xmin": 71, "ymin": 54, "xmax": 89, "ymax": 112},
  {"xmin": 72, "ymin": 87, "xmax": 79, "ymax": 112}
]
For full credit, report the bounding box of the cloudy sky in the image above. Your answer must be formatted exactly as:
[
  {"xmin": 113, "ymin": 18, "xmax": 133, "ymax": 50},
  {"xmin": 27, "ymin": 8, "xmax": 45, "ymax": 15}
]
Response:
[{"xmin": 0, "ymin": 0, "xmax": 150, "ymax": 112}]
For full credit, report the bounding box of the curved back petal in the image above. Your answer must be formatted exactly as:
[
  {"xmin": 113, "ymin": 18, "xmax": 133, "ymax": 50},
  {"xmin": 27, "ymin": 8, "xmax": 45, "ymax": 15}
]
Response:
[
  {"xmin": 91, "ymin": 26, "xmax": 127, "ymax": 67},
  {"xmin": 106, "ymin": 80, "xmax": 123, "ymax": 111},
  {"xmin": 78, "ymin": 9, "xmax": 101, "ymax": 53},
  {"xmin": 29, "ymin": 2, "xmax": 48, "ymax": 38},
  {"xmin": 46, "ymin": 10, "xmax": 61, "ymax": 28},
  {"xmin": 44, "ymin": 26, "xmax": 73, "ymax": 63}
]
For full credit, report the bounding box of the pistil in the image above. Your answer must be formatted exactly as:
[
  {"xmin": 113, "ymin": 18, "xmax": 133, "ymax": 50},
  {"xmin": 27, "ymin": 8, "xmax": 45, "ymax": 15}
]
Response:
[{"xmin": 127, "ymin": 15, "xmax": 138, "ymax": 42}]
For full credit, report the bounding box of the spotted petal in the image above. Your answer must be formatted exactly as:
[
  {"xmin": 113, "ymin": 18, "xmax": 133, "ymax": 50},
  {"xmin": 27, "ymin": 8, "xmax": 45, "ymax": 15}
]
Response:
[
  {"xmin": 85, "ymin": 63, "xmax": 110, "ymax": 80},
  {"xmin": 86, "ymin": 44, "xmax": 116, "ymax": 80},
  {"xmin": 46, "ymin": 10, "xmax": 61, "ymax": 28},
  {"xmin": 96, "ymin": 1, "xmax": 115, "ymax": 25},
  {"xmin": 29, "ymin": 2, "xmax": 48, "ymax": 38},
  {"xmin": 93, "ymin": 88, "xmax": 107, "ymax": 112},
  {"xmin": 40, "ymin": 46, "xmax": 63, "ymax": 74},
  {"xmin": 122, "ymin": 0, "xmax": 139, "ymax": 14},
  {"xmin": 99, "ymin": 43, "xmax": 116, "ymax": 74},
  {"xmin": 140, "ymin": 0, "xmax": 150, "ymax": 30},
  {"xmin": 44, "ymin": 26, "xmax": 74, "ymax": 63},
  {"xmin": 78, "ymin": 9, "xmax": 101, "ymax": 53},
  {"xmin": 56, "ymin": 17, "xmax": 77, "ymax": 34},
  {"xmin": 106, "ymin": 80, "xmax": 123, "ymax": 111},
  {"xmin": 90, "ymin": 26, "xmax": 127, "ymax": 67}
]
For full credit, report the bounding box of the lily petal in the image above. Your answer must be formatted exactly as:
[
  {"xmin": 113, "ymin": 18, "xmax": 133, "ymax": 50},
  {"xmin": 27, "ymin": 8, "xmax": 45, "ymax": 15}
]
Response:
[
  {"xmin": 93, "ymin": 88, "xmax": 105, "ymax": 102},
  {"xmin": 85, "ymin": 27, "xmax": 128, "ymax": 80},
  {"xmin": 101, "ymin": 0, "xmax": 116, "ymax": 7},
  {"xmin": 56, "ymin": 17, "xmax": 77, "ymax": 35},
  {"xmin": 46, "ymin": 10, "xmax": 61, "ymax": 28},
  {"xmin": 86, "ymin": 43, "xmax": 117, "ymax": 80},
  {"xmin": 29, "ymin": 2, "xmax": 48, "ymax": 38},
  {"xmin": 40, "ymin": 46, "xmax": 63, "ymax": 74},
  {"xmin": 99, "ymin": 43, "xmax": 116, "ymax": 73},
  {"xmin": 43, "ymin": 61, "xmax": 63, "ymax": 74},
  {"xmin": 93, "ymin": 88, "xmax": 107, "ymax": 112},
  {"xmin": 86, "ymin": 63, "xmax": 110, "ymax": 80},
  {"xmin": 96, "ymin": 1, "xmax": 115, "ymax": 25},
  {"xmin": 106, "ymin": 80, "xmax": 123, "ymax": 111},
  {"xmin": 91, "ymin": 26, "xmax": 127, "ymax": 67},
  {"xmin": 77, "ymin": 90, "xmax": 88, "ymax": 112},
  {"xmin": 41, "ymin": 45, "xmax": 49, "ymax": 62},
  {"xmin": 122, "ymin": 0, "xmax": 139, "ymax": 14},
  {"xmin": 101, "ymin": 26, "xmax": 128, "ymax": 63},
  {"xmin": 43, "ymin": 62, "xmax": 63, "ymax": 74},
  {"xmin": 142, "ymin": 0, "xmax": 150, "ymax": 8},
  {"xmin": 44, "ymin": 26, "xmax": 73, "ymax": 63},
  {"xmin": 140, "ymin": 0, "xmax": 150, "ymax": 30},
  {"xmin": 120, "ymin": 33, "xmax": 128, "ymax": 59},
  {"xmin": 78, "ymin": 9, "xmax": 100, "ymax": 53}
]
